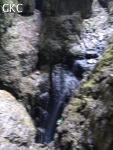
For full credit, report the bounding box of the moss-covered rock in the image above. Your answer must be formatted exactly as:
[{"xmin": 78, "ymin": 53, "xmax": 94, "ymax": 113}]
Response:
[{"xmin": 54, "ymin": 34, "xmax": 113, "ymax": 150}]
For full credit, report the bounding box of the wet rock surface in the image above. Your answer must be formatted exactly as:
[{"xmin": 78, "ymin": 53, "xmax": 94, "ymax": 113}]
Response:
[
  {"xmin": 1, "ymin": 0, "xmax": 113, "ymax": 149},
  {"xmin": 53, "ymin": 1, "xmax": 113, "ymax": 148},
  {"xmin": 37, "ymin": 0, "xmax": 113, "ymax": 142},
  {"xmin": 39, "ymin": 0, "xmax": 113, "ymax": 69},
  {"xmin": 54, "ymin": 47, "xmax": 113, "ymax": 150},
  {"xmin": 36, "ymin": 0, "xmax": 113, "ymax": 149},
  {"xmin": 43, "ymin": 64, "xmax": 80, "ymax": 143}
]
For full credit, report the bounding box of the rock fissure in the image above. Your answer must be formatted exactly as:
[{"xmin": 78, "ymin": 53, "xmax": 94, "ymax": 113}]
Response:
[{"xmin": 1, "ymin": 0, "xmax": 113, "ymax": 150}]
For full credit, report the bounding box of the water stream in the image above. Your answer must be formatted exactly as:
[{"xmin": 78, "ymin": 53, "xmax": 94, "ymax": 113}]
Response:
[
  {"xmin": 43, "ymin": 64, "xmax": 82, "ymax": 143},
  {"xmin": 35, "ymin": 0, "xmax": 113, "ymax": 143}
]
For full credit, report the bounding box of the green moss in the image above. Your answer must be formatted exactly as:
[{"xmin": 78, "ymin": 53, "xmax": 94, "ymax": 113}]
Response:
[
  {"xmin": 66, "ymin": 34, "xmax": 113, "ymax": 118},
  {"xmin": 83, "ymin": 78, "xmax": 94, "ymax": 88},
  {"xmin": 83, "ymin": 40, "xmax": 113, "ymax": 90},
  {"xmin": 67, "ymin": 98, "xmax": 83, "ymax": 112},
  {"xmin": 94, "ymin": 44, "xmax": 113, "ymax": 72}
]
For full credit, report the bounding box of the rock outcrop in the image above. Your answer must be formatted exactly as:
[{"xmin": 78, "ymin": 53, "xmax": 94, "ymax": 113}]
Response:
[
  {"xmin": 39, "ymin": 0, "xmax": 94, "ymax": 66},
  {"xmin": 39, "ymin": 13, "xmax": 82, "ymax": 65},
  {"xmin": 54, "ymin": 34, "xmax": 113, "ymax": 150},
  {"xmin": 1, "ymin": 0, "xmax": 113, "ymax": 148},
  {"xmin": 0, "ymin": 2, "xmax": 50, "ymax": 136},
  {"xmin": 0, "ymin": 10, "xmax": 43, "ymax": 105}
]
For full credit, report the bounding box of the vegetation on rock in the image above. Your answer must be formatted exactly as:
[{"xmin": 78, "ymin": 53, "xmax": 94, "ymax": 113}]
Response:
[{"xmin": 54, "ymin": 33, "xmax": 113, "ymax": 150}]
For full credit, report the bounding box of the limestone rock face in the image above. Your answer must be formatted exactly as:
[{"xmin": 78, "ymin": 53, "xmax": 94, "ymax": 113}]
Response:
[
  {"xmin": 0, "ymin": 6, "xmax": 50, "ymax": 142},
  {"xmin": 0, "ymin": 14, "xmax": 38, "ymax": 78},
  {"xmin": 0, "ymin": 12, "xmax": 44, "ymax": 108},
  {"xmin": 54, "ymin": 34, "xmax": 113, "ymax": 150},
  {"xmin": 39, "ymin": 0, "xmax": 94, "ymax": 65},
  {"xmin": 42, "ymin": 0, "xmax": 93, "ymax": 19},
  {"xmin": 0, "ymin": 90, "xmax": 36, "ymax": 148},
  {"xmin": 38, "ymin": 0, "xmax": 95, "ymax": 66},
  {"xmin": 39, "ymin": 13, "xmax": 83, "ymax": 65}
]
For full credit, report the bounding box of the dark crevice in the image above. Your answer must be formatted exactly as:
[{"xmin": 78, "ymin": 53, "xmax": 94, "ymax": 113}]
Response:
[
  {"xmin": 19, "ymin": 4, "xmax": 34, "ymax": 16},
  {"xmin": 35, "ymin": 0, "xmax": 43, "ymax": 11},
  {"xmin": 0, "ymin": 81, "xmax": 19, "ymax": 100},
  {"xmin": 98, "ymin": 0, "xmax": 107, "ymax": 8}
]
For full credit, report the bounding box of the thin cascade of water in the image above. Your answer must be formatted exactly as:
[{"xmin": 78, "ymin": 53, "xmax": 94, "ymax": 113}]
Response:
[{"xmin": 43, "ymin": 64, "xmax": 80, "ymax": 143}]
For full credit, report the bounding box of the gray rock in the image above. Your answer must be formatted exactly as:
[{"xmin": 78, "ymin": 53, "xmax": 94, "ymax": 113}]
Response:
[
  {"xmin": 107, "ymin": 74, "xmax": 113, "ymax": 84},
  {"xmin": 0, "ymin": 90, "xmax": 36, "ymax": 147},
  {"xmin": 72, "ymin": 60, "xmax": 89, "ymax": 78},
  {"xmin": 0, "ymin": 12, "xmax": 46, "ymax": 110},
  {"xmin": 87, "ymin": 59, "xmax": 97, "ymax": 64},
  {"xmin": 39, "ymin": 13, "xmax": 82, "ymax": 65}
]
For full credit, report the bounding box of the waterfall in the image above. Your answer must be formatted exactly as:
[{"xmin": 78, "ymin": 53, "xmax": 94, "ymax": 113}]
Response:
[{"xmin": 43, "ymin": 64, "xmax": 80, "ymax": 143}]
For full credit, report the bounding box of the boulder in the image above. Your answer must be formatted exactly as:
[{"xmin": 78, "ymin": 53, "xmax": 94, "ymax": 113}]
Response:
[
  {"xmin": 0, "ymin": 90, "xmax": 36, "ymax": 147},
  {"xmin": 39, "ymin": 0, "xmax": 94, "ymax": 65},
  {"xmin": 39, "ymin": 13, "xmax": 82, "ymax": 65}
]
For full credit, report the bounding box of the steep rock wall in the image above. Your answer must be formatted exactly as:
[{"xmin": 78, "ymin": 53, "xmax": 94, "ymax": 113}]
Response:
[
  {"xmin": 0, "ymin": 1, "xmax": 50, "ymax": 125},
  {"xmin": 54, "ymin": 34, "xmax": 113, "ymax": 150}
]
